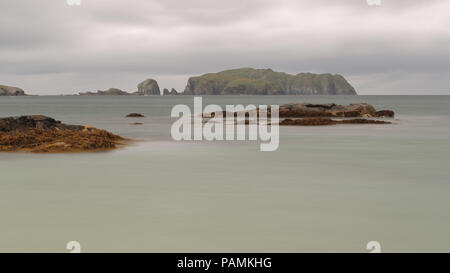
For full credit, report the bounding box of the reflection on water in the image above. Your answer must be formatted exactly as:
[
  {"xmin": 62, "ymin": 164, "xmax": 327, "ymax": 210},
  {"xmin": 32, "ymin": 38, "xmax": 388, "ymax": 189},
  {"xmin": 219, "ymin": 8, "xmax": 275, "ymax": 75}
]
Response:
[{"xmin": 0, "ymin": 96, "xmax": 449, "ymax": 252}]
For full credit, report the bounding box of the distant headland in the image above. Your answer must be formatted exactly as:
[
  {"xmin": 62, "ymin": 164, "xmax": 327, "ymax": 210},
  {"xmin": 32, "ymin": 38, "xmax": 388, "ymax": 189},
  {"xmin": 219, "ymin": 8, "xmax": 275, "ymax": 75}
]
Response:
[
  {"xmin": 0, "ymin": 85, "xmax": 27, "ymax": 96},
  {"xmin": 1, "ymin": 68, "xmax": 357, "ymax": 96}
]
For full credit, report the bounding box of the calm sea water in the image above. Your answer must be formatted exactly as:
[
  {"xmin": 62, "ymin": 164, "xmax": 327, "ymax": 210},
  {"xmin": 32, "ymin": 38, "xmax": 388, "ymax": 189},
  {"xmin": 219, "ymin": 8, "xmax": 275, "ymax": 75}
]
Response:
[{"xmin": 0, "ymin": 95, "xmax": 449, "ymax": 252}]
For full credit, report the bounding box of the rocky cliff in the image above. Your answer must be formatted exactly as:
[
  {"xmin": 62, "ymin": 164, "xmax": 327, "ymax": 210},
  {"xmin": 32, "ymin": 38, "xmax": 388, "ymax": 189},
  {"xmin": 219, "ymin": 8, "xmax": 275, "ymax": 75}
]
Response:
[
  {"xmin": 183, "ymin": 68, "xmax": 356, "ymax": 95},
  {"xmin": 0, "ymin": 85, "xmax": 27, "ymax": 96}
]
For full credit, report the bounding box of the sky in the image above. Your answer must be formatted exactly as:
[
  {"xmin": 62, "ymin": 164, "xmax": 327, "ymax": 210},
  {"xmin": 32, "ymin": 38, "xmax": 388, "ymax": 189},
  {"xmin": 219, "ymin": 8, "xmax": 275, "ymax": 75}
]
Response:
[{"xmin": 1, "ymin": 0, "xmax": 449, "ymax": 95}]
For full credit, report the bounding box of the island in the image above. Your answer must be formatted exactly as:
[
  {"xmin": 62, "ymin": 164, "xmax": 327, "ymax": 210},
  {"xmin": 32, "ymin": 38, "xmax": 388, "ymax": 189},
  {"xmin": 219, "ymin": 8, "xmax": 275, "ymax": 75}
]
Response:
[
  {"xmin": 0, "ymin": 85, "xmax": 27, "ymax": 96},
  {"xmin": 79, "ymin": 88, "xmax": 131, "ymax": 96},
  {"xmin": 183, "ymin": 68, "xmax": 357, "ymax": 95},
  {"xmin": 78, "ymin": 79, "xmax": 162, "ymax": 96},
  {"xmin": 0, "ymin": 115, "xmax": 126, "ymax": 153},
  {"xmin": 73, "ymin": 68, "xmax": 357, "ymax": 96}
]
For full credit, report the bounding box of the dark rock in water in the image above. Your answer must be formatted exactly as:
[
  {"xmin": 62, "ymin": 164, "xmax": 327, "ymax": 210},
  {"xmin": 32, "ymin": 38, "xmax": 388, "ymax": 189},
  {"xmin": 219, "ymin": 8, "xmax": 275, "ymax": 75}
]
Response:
[
  {"xmin": 0, "ymin": 115, "xmax": 83, "ymax": 132},
  {"xmin": 278, "ymin": 103, "xmax": 384, "ymax": 118},
  {"xmin": 280, "ymin": 118, "xmax": 338, "ymax": 126},
  {"xmin": 136, "ymin": 79, "xmax": 160, "ymax": 95},
  {"xmin": 201, "ymin": 102, "xmax": 394, "ymax": 126},
  {"xmin": 183, "ymin": 68, "xmax": 357, "ymax": 95},
  {"xmin": 0, "ymin": 115, "xmax": 125, "ymax": 153},
  {"xmin": 131, "ymin": 122, "xmax": 143, "ymax": 125},
  {"xmin": 79, "ymin": 88, "xmax": 131, "ymax": 96},
  {"xmin": 374, "ymin": 110, "xmax": 395, "ymax": 118},
  {"xmin": 170, "ymin": 88, "xmax": 178, "ymax": 95},
  {"xmin": 163, "ymin": 88, "xmax": 170, "ymax": 95},
  {"xmin": 0, "ymin": 85, "xmax": 27, "ymax": 96},
  {"xmin": 279, "ymin": 117, "xmax": 391, "ymax": 126},
  {"xmin": 126, "ymin": 113, "xmax": 145, "ymax": 118},
  {"xmin": 202, "ymin": 103, "xmax": 394, "ymax": 119},
  {"xmin": 339, "ymin": 119, "xmax": 391, "ymax": 124}
]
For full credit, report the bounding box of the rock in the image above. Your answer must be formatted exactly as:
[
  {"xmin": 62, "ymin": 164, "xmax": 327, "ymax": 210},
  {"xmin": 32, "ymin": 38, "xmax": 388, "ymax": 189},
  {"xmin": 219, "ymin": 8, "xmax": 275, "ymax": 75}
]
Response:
[
  {"xmin": 280, "ymin": 118, "xmax": 337, "ymax": 126},
  {"xmin": 137, "ymin": 79, "xmax": 160, "ymax": 95},
  {"xmin": 0, "ymin": 85, "xmax": 27, "ymax": 96},
  {"xmin": 163, "ymin": 88, "xmax": 179, "ymax": 95},
  {"xmin": 0, "ymin": 115, "xmax": 82, "ymax": 132},
  {"xmin": 278, "ymin": 103, "xmax": 387, "ymax": 118},
  {"xmin": 339, "ymin": 119, "xmax": 391, "ymax": 124},
  {"xmin": 279, "ymin": 117, "xmax": 391, "ymax": 126},
  {"xmin": 79, "ymin": 88, "xmax": 131, "ymax": 96},
  {"xmin": 183, "ymin": 68, "xmax": 356, "ymax": 95},
  {"xmin": 126, "ymin": 113, "xmax": 145, "ymax": 118},
  {"xmin": 374, "ymin": 110, "xmax": 395, "ymax": 118},
  {"xmin": 203, "ymin": 103, "xmax": 393, "ymax": 119},
  {"xmin": 0, "ymin": 115, "xmax": 125, "ymax": 153},
  {"xmin": 131, "ymin": 122, "xmax": 143, "ymax": 125}
]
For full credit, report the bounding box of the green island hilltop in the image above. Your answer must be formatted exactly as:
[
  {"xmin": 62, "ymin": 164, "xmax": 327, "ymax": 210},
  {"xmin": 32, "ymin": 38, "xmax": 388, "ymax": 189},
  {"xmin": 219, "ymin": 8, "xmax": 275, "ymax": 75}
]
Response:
[{"xmin": 183, "ymin": 68, "xmax": 357, "ymax": 95}]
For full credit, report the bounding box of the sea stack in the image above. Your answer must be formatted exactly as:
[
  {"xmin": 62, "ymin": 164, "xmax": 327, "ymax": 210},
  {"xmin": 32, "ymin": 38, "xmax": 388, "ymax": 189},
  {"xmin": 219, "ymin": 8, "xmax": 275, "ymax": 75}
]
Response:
[{"xmin": 137, "ymin": 79, "xmax": 160, "ymax": 95}]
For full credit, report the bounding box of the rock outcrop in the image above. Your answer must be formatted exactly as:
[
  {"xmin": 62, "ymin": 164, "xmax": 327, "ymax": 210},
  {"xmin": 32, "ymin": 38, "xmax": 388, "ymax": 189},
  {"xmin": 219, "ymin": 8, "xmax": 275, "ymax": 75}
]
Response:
[
  {"xmin": 183, "ymin": 68, "xmax": 356, "ymax": 95},
  {"xmin": 79, "ymin": 88, "xmax": 131, "ymax": 96},
  {"xmin": 0, "ymin": 85, "xmax": 27, "ymax": 96},
  {"xmin": 202, "ymin": 102, "xmax": 394, "ymax": 126},
  {"xmin": 277, "ymin": 103, "xmax": 394, "ymax": 118},
  {"xmin": 204, "ymin": 103, "xmax": 394, "ymax": 119},
  {"xmin": 0, "ymin": 115, "xmax": 125, "ymax": 153},
  {"xmin": 137, "ymin": 79, "xmax": 160, "ymax": 95}
]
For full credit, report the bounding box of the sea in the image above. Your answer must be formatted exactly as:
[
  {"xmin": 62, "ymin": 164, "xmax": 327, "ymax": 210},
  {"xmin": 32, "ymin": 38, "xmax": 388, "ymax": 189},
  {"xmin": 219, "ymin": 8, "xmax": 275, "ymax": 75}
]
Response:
[{"xmin": 0, "ymin": 95, "xmax": 449, "ymax": 252}]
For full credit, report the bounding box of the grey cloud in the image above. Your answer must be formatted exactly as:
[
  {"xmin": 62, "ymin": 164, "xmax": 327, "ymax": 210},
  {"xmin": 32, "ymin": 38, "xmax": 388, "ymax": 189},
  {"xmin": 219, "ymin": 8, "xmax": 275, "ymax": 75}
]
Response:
[{"xmin": 0, "ymin": 0, "xmax": 449, "ymax": 94}]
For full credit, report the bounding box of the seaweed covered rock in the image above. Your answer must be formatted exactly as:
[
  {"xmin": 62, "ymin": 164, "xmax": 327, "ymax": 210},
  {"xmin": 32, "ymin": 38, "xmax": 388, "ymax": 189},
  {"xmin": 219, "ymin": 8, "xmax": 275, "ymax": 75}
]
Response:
[{"xmin": 0, "ymin": 115, "xmax": 125, "ymax": 153}]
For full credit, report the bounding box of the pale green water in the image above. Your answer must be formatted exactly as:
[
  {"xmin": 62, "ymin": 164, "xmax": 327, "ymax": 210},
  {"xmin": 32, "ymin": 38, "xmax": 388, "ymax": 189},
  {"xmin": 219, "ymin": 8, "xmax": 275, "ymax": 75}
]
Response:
[{"xmin": 0, "ymin": 95, "xmax": 449, "ymax": 252}]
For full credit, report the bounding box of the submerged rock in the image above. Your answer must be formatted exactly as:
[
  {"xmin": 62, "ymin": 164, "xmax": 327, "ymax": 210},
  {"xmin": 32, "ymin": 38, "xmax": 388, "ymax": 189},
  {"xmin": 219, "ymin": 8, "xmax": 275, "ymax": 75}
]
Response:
[
  {"xmin": 126, "ymin": 113, "xmax": 145, "ymax": 118},
  {"xmin": 0, "ymin": 115, "xmax": 125, "ymax": 153}
]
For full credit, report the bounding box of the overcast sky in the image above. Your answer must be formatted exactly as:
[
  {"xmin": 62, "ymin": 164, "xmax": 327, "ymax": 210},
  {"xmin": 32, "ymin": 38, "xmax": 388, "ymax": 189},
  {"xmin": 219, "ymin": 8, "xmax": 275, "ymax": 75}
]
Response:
[{"xmin": 1, "ymin": 0, "xmax": 449, "ymax": 95}]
